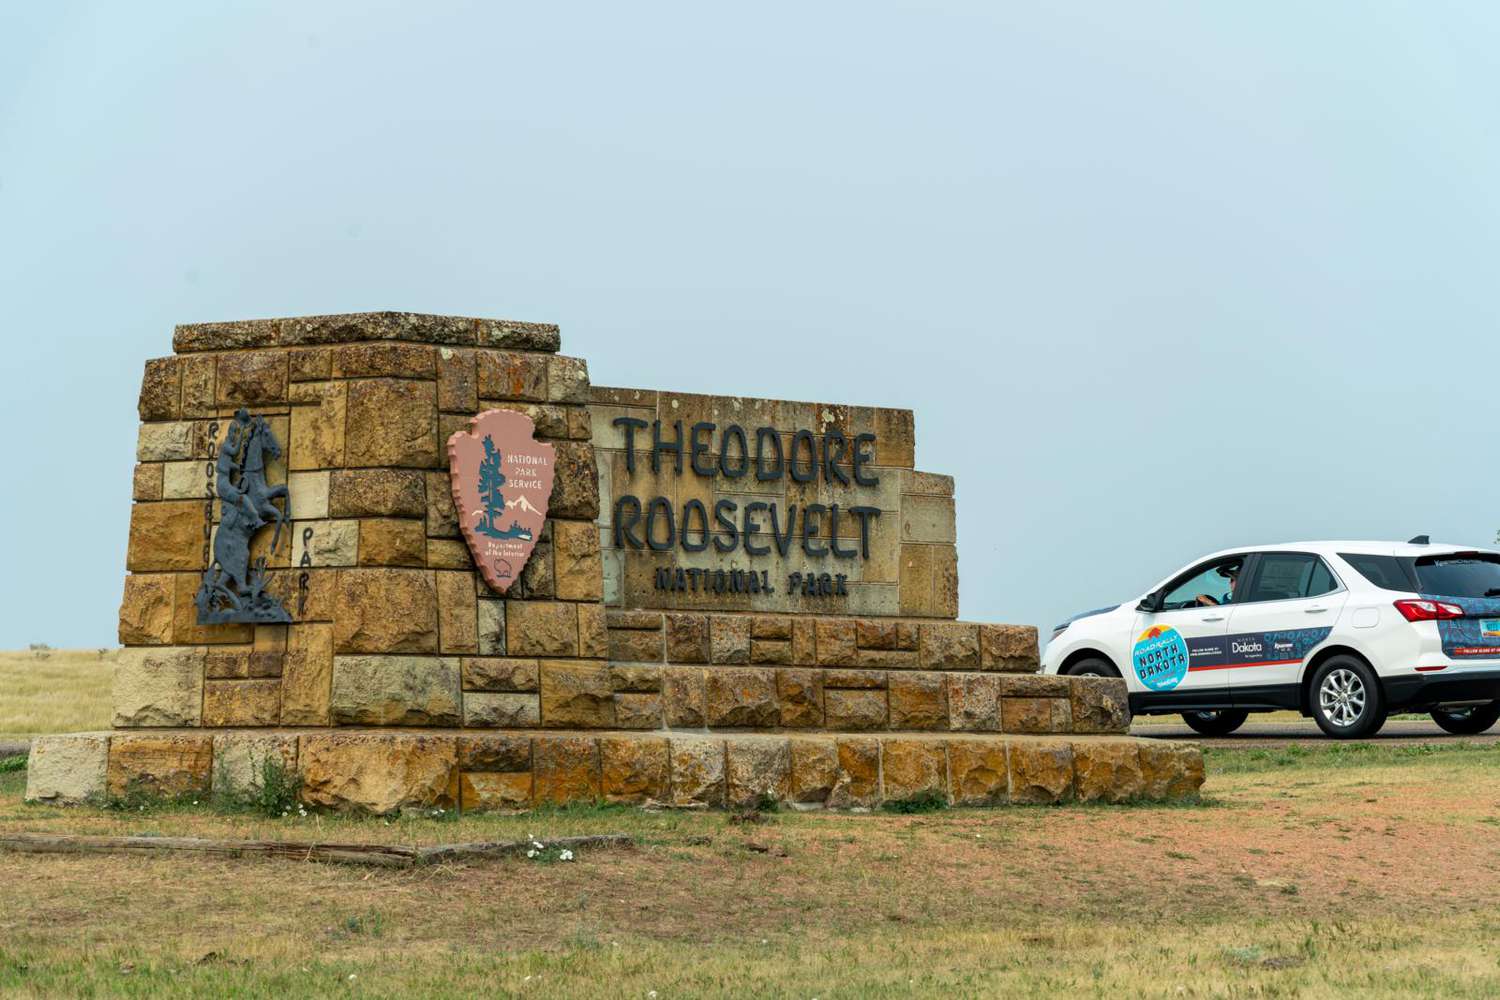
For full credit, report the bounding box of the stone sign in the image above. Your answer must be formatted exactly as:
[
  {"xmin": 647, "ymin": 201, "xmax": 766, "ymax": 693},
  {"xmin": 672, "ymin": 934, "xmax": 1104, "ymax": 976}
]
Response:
[{"xmin": 448, "ymin": 410, "xmax": 556, "ymax": 594}]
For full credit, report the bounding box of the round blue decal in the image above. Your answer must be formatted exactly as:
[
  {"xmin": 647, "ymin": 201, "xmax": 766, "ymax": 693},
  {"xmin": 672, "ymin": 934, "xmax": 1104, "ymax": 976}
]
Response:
[{"xmin": 1132, "ymin": 625, "xmax": 1189, "ymax": 691}]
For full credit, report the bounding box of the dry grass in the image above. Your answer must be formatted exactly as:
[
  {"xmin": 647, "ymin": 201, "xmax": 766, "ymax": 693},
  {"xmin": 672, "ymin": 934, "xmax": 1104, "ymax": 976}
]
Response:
[
  {"xmin": 0, "ymin": 649, "xmax": 114, "ymax": 738},
  {"xmin": 3, "ymin": 744, "xmax": 1500, "ymax": 996}
]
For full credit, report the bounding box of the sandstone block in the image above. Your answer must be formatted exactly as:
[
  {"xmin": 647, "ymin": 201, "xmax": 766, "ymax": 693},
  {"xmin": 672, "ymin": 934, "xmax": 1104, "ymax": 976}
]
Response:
[
  {"xmin": 750, "ymin": 639, "xmax": 792, "ymax": 664},
  {"xmin": 333, "ymin": 569, "xmax": 438, "ymax": 654},
  {"xmin": 1139, "ymin": 741, "xmax": 1205, "ymax": 801},
  {"xmin": 548, "ymin": 440, "xmax": 599, "ymax": 520},
  {"xmin": 828, "ymin": 738, "xmax": 880, "ymax": 809},
  {"xmin": 205, "ymin": 650, "xmax": 249, "ymax": 680},
  {"xmin": 345, "ymin": 378, "xmax": 438, "ymax": 468},
  {"xmin": 665, "ymin": 613, "xmax": 710, "ymax": 663},
  {"xmin": 540, "ymin": 660, "xmax": 615, "ymax": 728},
  {"xmin": 601, "ymin": 736, "xmax": 669, "ymax": 804},
  {"xmin": 113, "ymin": 646, "xmax": 204, "ymax": 727},
  {"xmin": 533, "ymin": 735, "xmax": 601, "ymax": 805},
  {"xmin": 515, "ymin": 537, "xmax": 555, "ymax": 598},
  {"xmin": 814, "ymin": 619, "xmax": 857, "ymax": 666},
  {"xmin": 947, "ymin": 740, "xmax": 1008, "ymax": 806},
  {"xmin": 981, "ymin": 624, "xmax": 1040, "ymax": 672},
  {"xmin": 507, "ymin": 601, "xmax": 578, "ymax": 657},
  {"xmin": 330, "ymin": 655, "xmax": 461, "ymax": 725},
  {"xmin": 138, "ymin": 357, "xmax": 181, "ymax": 420},
  {"xmin": 880, "ymin": 739, "xmax": 947, "ymax": 803},
  {"xmin": 477, "ymin": 350, "xmax": 548, "ymax": 401},
  {"xmin": 437, "ymin": 347, "xmax": 478, "ymax": 411},
  {"xmin": 425, "ymin": 470, "xmax": 459, "ymax": 536},
  {"xmin": 119, "ymin": 574, "xmax": 175, "ymax": 645},
  {"xmin": 436, "ymin": 571, "xmax": 477, "ymax": 654},
  {"xmin": 281, "ymin": 623, "xmax": 333, "ymax": 725},
  {"xmin": 426, "ymin": 538, "xmax": 474, "ymax": 570},
  {"xmin": 202, "ymin": 680, "xmax": 282, "ymax": 727},
  {"xmin": 552, "ymin": 520, "xmax": 603, "ymax": 600},
  {"xmin": 791, "ymin": 619, "xmax": 816, "ymax": 664},
  {"xmin": 137, "ymin": 421, "xmax": 196, "ymax": 462},
  {"xmin": 1002, "ymin": 697, "xmax": 1072, "ymax": 734},
  {"xmin": 726, "ymin": 738, "xmax": 792, "ymax": 808},
  {"xmin": 289, "ymin": 347, "xmax": 332, "ymax": 382},
  {"xmin": 330, "ymin": 469, "xmax": 427, "ymax": 517},
  {"xmin": 216, "ymin": 351, "xmax": 288, "ymax": 406},
  {"xmin": 824, "ymin": 669, "xmax": 886, "ymax": 689},
  {"xmin": 459, "ymin": 734, "xmax": 532, "ymax": 771},
  {"xmin": 824, "ymin": 688, "xmax": 887, "ymax": 731},
  {"xmin": 331, "ymin": 342, "xmax": 435, "ymax": 379},
  {"xmin": 662, "ymin": 668, "xmax": 706, "ymax": 727},
  {"xmin": 607, "ymin": 609, "xmax": 664, "ymax": 629},
  {"xmin": 293, "ymin": 519, "xmax": 358, "ymax": 567},
  {"xmin": 461, "ymin": 772, "xmax": 532, "ymax": 812},
  {"xmin": 160, "ymin": 461, "xmax": 204, "ymax": 500},
  {"xmin": 933, "ymin": 547, "xmax": 959, "ymax": 618},
  {"xmin": 669, "ymin": 737, "xmax": 725, "ymax": 807},
  {"xmin": 1069, "ymin": 677, "xmax": 1130, "ymax": 733},
  {"xmin": 107, "ymin": 734, "xmax": 213, "ymax": 799},
  {"xmin": 610, "ymin": 664, "xmax": 662, "ymax": 692},
  {"xmin": 290, "ymin": 382, "xmax": 346, "ymax": 470},
  {"xmin": 776, "ymin": 668, "xmax": 824, "ymax": 728},
  {"xmin": 358, "ymin": 518, "xmax": 427, "ymax": 567},
  {"xmin": 578, "ymin": 603, "xmax": 608, "ymax": 659},
  {"xmin": 548, "ymin": 355, "xmax": 590, "ymax": 403},
  {"xmin": 1007, "ymin": 739, "xmax": 1074, "ymax": 804},
  {"xmin": 613, "ymin": 693, "xmax": 662, "ymax": 729},
  {"xmin": 287, "ymin": 471, "xmax": 330, "ymax": 520},
  {"xmin": 855, "ymin": 620, "xmax": 903, "ymax": 650},
  {"xmin": 709, "ymin": 615, "xmax": 751, "ymax": 664},
  {"xmin": 1002, "ymin": 674, "xmax": 1070, "ymax": 698},
  {"xmin": 751, "ymin": 616, "xmax": 792, "ymax": 640},
  {"xmin": 609, "ymin": 625, "xmax": 664, "ymax": 662},
  {"xmin": 299, "ymin": 732, "xmax": 458, "ymax": 815},
  {"xmin": 180, "ymin": 354, "xmax": 216, "ymax": 415},
  {"xmin": 788, "ymin": 739, "xmax": 838, "ymax": 805},
  {"xmin": 478, "ymin": 318, "xmax": 561, "ymax": 352},
  {"xmin": 919, "ymin": 623, "xmax": 980, "ymax": 668},
  {"xmin": 169, "ymin": 573, "xmax": 251, "ymax": 646},
  {"xmin": 464, "ymin": 692, "xmax": 541, "ymax": 728},
  {"xmin": 852, "ymin": 649, "xmax": 918, "ymax": 669},
  {"xmin": 946, "ymin": 673, "xmax": 1001, "ymax": 732},
  {"xmin": 25, "ymin": 734, "xmax": 109, "ymax": 805},
  {"xmin": 1073, "ymin": 740, "xmax": 1146, "ymax": 803},
  {"xmin": 126, "ymin": 501, "xmax": 205, "ymax": 572},
  {"xmin": 889, "ymin": 672, "xmax": 948, "ymax": 730},
  {"xmin": 462, "ymin": 656, "xmax": 540, "ymax": 692},
  {"xmin": 211, "ymin": 732, "xmax": 297, "ymax": 798},
  {"xmin": 477, "ymin": 599, "xmax": 505, "ymax": 655},
  {"xmin": 705, "ymin": 668, "xmax": 779, "ymax": 728},
  {"xmin": 133, "ymin": 462, "xmax": 164, "ymax": 501}
]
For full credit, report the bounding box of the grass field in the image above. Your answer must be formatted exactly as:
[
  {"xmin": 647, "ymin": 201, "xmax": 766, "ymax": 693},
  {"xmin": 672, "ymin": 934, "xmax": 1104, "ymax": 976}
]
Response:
[
  {"xmin": 0, "ymin": 649, "xmax": 114, "ymax": 739},
  {"xmin": 4, "ymin": 740, "xmax": 1500, "ymax": 997}
]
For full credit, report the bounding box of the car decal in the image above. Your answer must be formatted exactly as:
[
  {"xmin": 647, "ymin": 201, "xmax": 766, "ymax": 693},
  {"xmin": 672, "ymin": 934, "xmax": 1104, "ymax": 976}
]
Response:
[
  {"xmin": 1131, "ymin": 625, "xmax": 1190, "ymax": 691},
  {"xmin": 1182, "ymin": 627, "xmax": 1332, "ymax": 672},
  {"xmin": 1422, "ymin": 594, "xmax": 1500, "ymax": 658}
]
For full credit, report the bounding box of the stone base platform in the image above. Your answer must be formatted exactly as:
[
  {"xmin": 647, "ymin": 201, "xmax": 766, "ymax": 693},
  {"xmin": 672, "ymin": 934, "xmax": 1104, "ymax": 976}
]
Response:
[{"xmin": 26, "ymin": 729, "xmax": 1204, "ymax": 815}]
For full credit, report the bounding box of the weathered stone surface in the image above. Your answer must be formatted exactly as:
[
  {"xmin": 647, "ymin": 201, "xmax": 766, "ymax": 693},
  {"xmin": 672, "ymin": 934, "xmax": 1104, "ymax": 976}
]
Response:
[
  {"xmin": 478, "ymin": 318, "xmax": 561, "ymax": 352},
  {"xmin": 824, "ymin": 669, "xmax": 886, "ymax": 689},
  {"xmin": 881, "ymin": 739, "xmax": 947, "ymax": 803},
  {"xmin": 1073, "ymin": 740, "xmax": 1146, "ymax": 803},
  {"xmin": 139, "ymin": 357, "xmax": 180, "ymax": 420},
  {"xmin": 947, "ymin": 740, "xmax": 1008, "ymax": 806},
  {"xmin": 290, "ymin": 382, "xmax": 346, "ymax": 470},
  {"xmin": 577, "ymin": 603, "xmax": 608, "ymax": 659},
  {"xmin": 281, "ymin": 623, "xmax": 333, "ymax": 725},
  {"xmin": 1002, "ymin": 674, "xmax": 1070, "ymax": 698},
  {"xmin": 437, "ymin": 347, "xmax": 477, "ymax": 411},
  {"xmin": 669, "ymin": 737, "xmax": 725, "ymax": 807},
  {"xmin": 358, "ymin": 518, "xmax": 427, "ymax": 567},
  {"xmin": 289, "ymin": 347, "xmax": 332, "ymax": 382},
  {"xmin": 665, "ymin": 613, "xmax": 710, "ymax": 663},
  {"xmin": 137, "ymin": 421, "xmax": 196, "ymax": 462},
  {"xmin": 462, "ymin": 657, "xmax": 540, "ymax": 692},
  {"xmin": 600, "ymin": 736, "xmax": 669, "ymax": 804},
  {"xmin": 330, "ymin": 655, "xmax": 461, "ymax": 725},
  {"xmin": 662, "ymin": 668, "xmax": 706, "ymax": 727},
  {"xmin": 126, "ymin": 501, "xmax": 205, "ymax": 572},
  {"xmin": 852, "ymin": 649, "xmax": 919, "ymax": 669},
  {"xmin": 344, "ymin": 379, "xmax": 438, "ymax": 468},
  {"xmin": 514, "ymin": 537, "xmax": 555, "ymax": 598},
  {"xmin": 459, "ymin": 734, "xmax": 531, "ymax": 771},
  {"xmin": 477, "ymin": 599, "xmax": 505, "ymax": 655},
  {"xmin": 1001, "ymin": 697, "xmax": 1068, "ymax": 734},
  {"xmin": 1139, "ymin": 741, "xmax": 1205, "ymax": 801},
  {"xmin": 477, "ymin": 350, "xmax": 548, "ymax": 401},
  {"xmin": 506, "ymin": 601, "xmax": 578, "ymax": 657},
  {"xmin": 750, "ymin": 616, "xmax": 791, "ymax": 640},
  {"xmin": 540, "ymin": 661, "xmax": 615, "ymax": 728},
  {"xmin": 211, "ymin": 732, "xmax": 297, "ymax": 798},
  {"xmin": 331, "ymin": 342, "xmax": 435, "ymax": 379},
  {"xmin": 118, "ymin": 574, "xmax": 174, "ymax": 645},
  {"xmin": 293, "ymin": 519, "xmax": 358, "ymax": 567},
  {"xmin": 932, "ymin": 547, "xmax": 959, "ymax": 618},
  {"xmin": 426, "ymin": 538, "xmax": 474, "ymax": 570},
  {"xmin": 613, "ymin": 693, "xmax": 661, "ymax": 728},
  {"xmin": 300, "ymin": 732, "xmax": 458, "ymax": 815},
  {"xmin": 107, "ymin": 734, "xmax": 213, "ymax": 799},
  {"xmin": 463, "ymin": 692, "xmax": 541, "ymax": 728},
  {"xmin": 889, "ymin": 672, "xmax": 948, "ymax": 730},
  {"xmin": 824, "ymin": 688, "xmax": 887, "ymax": 731},
  {"xmin": 814, "ymin": 619, "xmax": 857, "ymax": 666},
  {"xmin": 981, "ymin": 624, "xmax": 1040, "ymax": 672},
  {"xmin": 726, "ymin": 738, "xmax": 792, "ymax": 808},
  {"xmin": 548, "ymin": 440, "xmax": 599, "ymax": 520},
  {"xmin": 202, "ymin": 680, "xmax": 282, "ymax": 727},
  {"xmin": 1069, "ymin": 677, "xmax": 1130, "ymax": 733},
  {"xmin": 776, "ymin": 668, "xmax": 824, "ymax": 728},
  {"xmin": 113, "ymin": 646, "xmax": 204, "ymax": 727},
  {"xmin": 25, "ymin": 733, "xmax": 109, "ymax": 805},
  {"xmin": 788, "ymin": 739, "xmax": 838, "ymax": 805},
  {"xmin": 205, "ymin": 650, "xmax": 249, "ymax": 680},
  {"xmin": 750, "ymin": 639, "xmax": 792, "ymax": 664},
  {"xmin": 609, "ymin": 664, "xmax": 662, "ymax": 693},
  {"xmin": 333, "ymin": 569, "xmax": 438, "ymax": 654},
  {"xmin": 329, "ymin": 469, "xmax": 427, "ymax": 517},
  {"xmin": 791, "ymin": 620, "xmax": 816, "ymax": 665},
  {"xmin": 919, "ymin": 623, "xmax": 980, "ymax": 668},
  {"xmin": 461, "ymin": 772, "xmax": 532, "ymax": 812},
  {"xmin": 828, "ymin": 738, "xmax": 880, "ymax": 809},
  {"xmin": 607, "ymin": 609, "xmax": 664, "ymax": 629},
  {"xmin": 1007, "ymin": 739, "xmax": 1074, "ymax": 804},
  {"xmin": 533, "ymin": 735, "xmax": 600, "ymax": 804},
  {"xmin": 180, "ymin": 354, "xmax": 216, "ymax": 415},
  {"xmin": 946, "ymin": 673, "xmax": 1001, "ymax": 731},
  {"xmin": 287, "ymin": 471, "xmax": 330, "ymax": 520},
  {"xmin": 160, "ymin": 460, "xmax": 206, "ymax": 499},
  {"xmin": 216, "ymin": 351, "xmax": 287, "ymax": 406},
  {"xmin": 608, "ymin": 625, "xmax": 663, "ymax": 662},
  {"xmin": 551, "ymin": 520, "xmax": 602, "ymax": 601},
  {"xmin": 173, "ymin": 317, "xmax": 277, "ymax": 353},
  {"xmin": 548, "ymin": 355, "xmax": 590, "ymax": 403},
  {"xmin": 133, "ymin": 462, "xmax": 164, "ymax": 501},
  {"xmin": 435, "ymin": 571, "xmax": 477, "ymax": 654},
  {"xmin": 709, "ymin": 615, "xmax": 751, "ymax": 664},
  {"xmin": 705, "ymin": 668, "xmax": 779, "ymax": 728},
  {"xmin": 274, "ymin": 312, "xmax": 476, "ymax": 349},
  {"xmin": 425, "ymin": 469, "xmax": 459, "ymax": 536}
]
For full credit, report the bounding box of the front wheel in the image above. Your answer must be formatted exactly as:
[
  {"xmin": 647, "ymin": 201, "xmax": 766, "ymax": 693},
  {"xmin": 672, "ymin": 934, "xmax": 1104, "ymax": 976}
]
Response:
[
  {"xmin": 1430, "ymin": 702, "xmax": 1500, "ymax": 735},
  {"xmin": 1180, "ymin": 709, "xmax": 1249, "ymax": 736},
  {"xmin": 1310, "ymin": 656, "xmax": 1386, "ymax": 739}
]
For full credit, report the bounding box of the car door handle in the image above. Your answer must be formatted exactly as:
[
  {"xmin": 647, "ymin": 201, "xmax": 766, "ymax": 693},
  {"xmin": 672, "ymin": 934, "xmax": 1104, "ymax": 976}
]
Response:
[
  {"xmin": 1201, "ymin": 614, "xmax": 1226, "ymax": 622},
  {"xmin": 1305, "ymin": 606, "xmax": 1327, "ymax": 614}
]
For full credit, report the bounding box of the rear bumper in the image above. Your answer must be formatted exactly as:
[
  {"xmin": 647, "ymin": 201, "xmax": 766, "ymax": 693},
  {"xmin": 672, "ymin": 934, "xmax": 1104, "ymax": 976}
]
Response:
[{"xmin": 1384, "ymin": 668, "xmax": 1500, "ymax": 710}]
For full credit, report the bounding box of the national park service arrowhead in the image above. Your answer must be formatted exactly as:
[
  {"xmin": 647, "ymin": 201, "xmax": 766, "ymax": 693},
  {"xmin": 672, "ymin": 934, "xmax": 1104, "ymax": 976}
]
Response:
[{"xmin": 447, "ymin": 410, "xmax": 556, "ymax": 594}]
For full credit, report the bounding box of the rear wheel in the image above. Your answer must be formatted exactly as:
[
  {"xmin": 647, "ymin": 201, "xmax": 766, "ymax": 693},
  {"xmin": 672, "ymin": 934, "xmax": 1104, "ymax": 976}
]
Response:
[
  {"xmin": 1180, "ymin": 709, "xmax": 1249, "ymax": 736},
  {"xmin": 1430, "ymin": 702, "xmax": 1500, "ymax": 735},
  {"xmin": 1309, "ymin": 656, "xmax": 1386, "ymax": 739}
]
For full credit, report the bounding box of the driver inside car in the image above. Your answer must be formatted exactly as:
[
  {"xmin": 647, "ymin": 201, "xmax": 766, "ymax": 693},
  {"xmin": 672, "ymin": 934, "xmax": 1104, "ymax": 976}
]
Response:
[{"xmin": 1195, "ymin": 562, "xmax": 1241, "ymax": 606}]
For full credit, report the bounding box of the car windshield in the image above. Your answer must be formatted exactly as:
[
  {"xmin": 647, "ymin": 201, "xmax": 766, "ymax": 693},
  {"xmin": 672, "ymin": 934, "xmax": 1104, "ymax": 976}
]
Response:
[{"xmin": 1413, "ymin": 554, "xmax": 1500, "ymax": 599}]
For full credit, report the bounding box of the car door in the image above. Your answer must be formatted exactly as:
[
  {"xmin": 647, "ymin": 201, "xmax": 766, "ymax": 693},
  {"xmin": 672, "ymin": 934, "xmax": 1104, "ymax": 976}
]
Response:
[
  {"xmin": 1226, "ymin": 551, "xmax": 1347, "ymax": 708},
  {"xmin": 1128, "ymin": 555, "xmax": 1243, "ymax": 708}
]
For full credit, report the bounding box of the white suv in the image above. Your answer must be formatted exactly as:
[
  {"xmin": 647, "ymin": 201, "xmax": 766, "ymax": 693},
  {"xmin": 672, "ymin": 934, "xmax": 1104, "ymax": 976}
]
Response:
[{"xmin": 1041, "ymin": 540, "xmax": 1500, "ymax": 738}]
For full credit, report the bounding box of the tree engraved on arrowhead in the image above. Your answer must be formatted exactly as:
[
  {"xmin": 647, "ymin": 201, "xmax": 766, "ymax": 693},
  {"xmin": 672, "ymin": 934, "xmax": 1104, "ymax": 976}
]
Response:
[{"xmin": 448, "ymin": 410, "xmax": 556, "ymax": 594}]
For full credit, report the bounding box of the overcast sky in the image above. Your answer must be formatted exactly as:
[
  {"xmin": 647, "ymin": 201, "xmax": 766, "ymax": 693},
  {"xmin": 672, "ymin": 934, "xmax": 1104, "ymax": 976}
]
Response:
[{"xmin": 2, "ymin": 2, "xmax": 1498, "ymax": 649}]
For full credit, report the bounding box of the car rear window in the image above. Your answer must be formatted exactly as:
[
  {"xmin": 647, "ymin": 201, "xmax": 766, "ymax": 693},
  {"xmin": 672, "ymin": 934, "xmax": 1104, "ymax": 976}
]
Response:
[
  {"xmin": 1338, "ymin": 553, "xmax": 1414, "ymax": 592},
  {"xmin": 1413, "ymin": 554, "xmax": 1500, "ymax": 599}
]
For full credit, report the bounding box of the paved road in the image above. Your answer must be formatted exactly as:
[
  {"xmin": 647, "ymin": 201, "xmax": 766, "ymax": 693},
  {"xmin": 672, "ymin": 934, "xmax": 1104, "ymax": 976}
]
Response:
[{"xmin": 1133, "ymin": 717, "xmax": 1500, "ymax": 748}]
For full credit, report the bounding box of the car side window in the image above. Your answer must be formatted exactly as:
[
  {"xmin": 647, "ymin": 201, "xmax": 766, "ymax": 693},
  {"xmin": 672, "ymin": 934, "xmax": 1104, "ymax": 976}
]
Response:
[
  {"xmin": 1160, "ymin": 557, "xmax": 1245, "ymax": 610},
  {"xmin": 1241, "ymin": 553, "xmax": 1338, "ymax": 603}
]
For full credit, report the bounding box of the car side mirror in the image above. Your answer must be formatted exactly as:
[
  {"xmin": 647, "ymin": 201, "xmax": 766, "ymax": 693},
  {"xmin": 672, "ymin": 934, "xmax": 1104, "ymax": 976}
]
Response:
[{"xmin": 1136, "ymin": 591, "xmax": 1162, "ymax": 613}]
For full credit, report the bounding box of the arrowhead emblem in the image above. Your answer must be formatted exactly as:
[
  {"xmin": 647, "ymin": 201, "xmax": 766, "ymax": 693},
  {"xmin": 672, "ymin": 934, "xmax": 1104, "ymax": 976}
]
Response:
[{"xmin": 447, "ymin": 409, "xmax": 556, "ymax": 594}]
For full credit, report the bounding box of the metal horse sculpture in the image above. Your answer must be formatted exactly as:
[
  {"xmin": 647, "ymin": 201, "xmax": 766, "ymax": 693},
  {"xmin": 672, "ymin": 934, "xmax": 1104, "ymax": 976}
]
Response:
[{"xmin": 195, "ymin": 409, "xmax": 293, "ymax": 624}]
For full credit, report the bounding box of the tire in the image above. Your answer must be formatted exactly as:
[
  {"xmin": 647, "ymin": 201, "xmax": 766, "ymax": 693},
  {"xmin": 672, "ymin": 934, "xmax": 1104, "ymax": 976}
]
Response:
[
  {"xmin": 1180, "ymin": 709, "xmax": 1249, "ymax": 736},
  {"xmin": 1309, "ymin": 655, "xmax": 1386, "ymax": 739},
  {"xmin": 1064, "ymin": 657, "xmax": 1119, "ymax": 678},
  {"xmin": 1430, "ymin": 701, "xmax": 1500, "ymax": 735}
]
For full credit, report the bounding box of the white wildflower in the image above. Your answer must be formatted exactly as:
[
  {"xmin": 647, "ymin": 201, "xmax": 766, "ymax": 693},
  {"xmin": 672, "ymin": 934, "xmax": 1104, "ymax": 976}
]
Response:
[
  {"xmin": 559, "ymin": 849, "xmax": 574, "ymax": 861},
  {"xmin": 527, "ymin": 849, "xmax": 538, "ymax": 859}
]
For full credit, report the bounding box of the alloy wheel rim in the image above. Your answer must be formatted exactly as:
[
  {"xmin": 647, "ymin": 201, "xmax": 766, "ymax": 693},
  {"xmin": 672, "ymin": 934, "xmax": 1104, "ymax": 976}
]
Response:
[{"xmin": 1319, "ymin": 668, "xmax": 1366, "ymax": 727}]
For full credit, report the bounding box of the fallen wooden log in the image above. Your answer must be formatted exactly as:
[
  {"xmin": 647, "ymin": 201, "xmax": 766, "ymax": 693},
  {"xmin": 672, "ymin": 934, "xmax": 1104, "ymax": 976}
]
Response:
[{"xmin": 0, "ymin": 832, "xmax": 632, "ymax": 869}]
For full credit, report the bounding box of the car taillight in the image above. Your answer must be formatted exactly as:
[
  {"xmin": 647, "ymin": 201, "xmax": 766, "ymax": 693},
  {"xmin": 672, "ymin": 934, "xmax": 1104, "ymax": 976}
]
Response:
[{"xmin": 1394, "ymin": 599, "xmax": 1466, "ymax": 622}]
